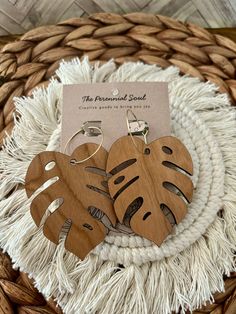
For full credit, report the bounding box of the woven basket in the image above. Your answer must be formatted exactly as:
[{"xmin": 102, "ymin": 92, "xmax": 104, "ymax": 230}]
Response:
[{"xmin": 0, "ymin": 12, "xmax": 235, "ymax": 314}]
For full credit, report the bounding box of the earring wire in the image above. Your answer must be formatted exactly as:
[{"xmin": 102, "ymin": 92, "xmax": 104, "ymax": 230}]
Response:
[
  {"xmin": 126, "ymin": 109, "xmax": 149, "ymax": 154},
  {"xmin": 64, "ymin": 125, "xmax": 104, "ymax": 164}
]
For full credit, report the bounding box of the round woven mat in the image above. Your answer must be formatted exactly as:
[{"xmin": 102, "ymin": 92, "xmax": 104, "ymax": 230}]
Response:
[{"xmin": 0, "ymin": 13, "xmax": 235, "ymax": 314}]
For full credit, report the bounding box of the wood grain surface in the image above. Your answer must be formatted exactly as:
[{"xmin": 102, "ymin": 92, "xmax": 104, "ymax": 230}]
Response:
[
  {"xmin": 0, "ymin": 10, "xmax": 236, "ymax": 314},
  {"xmin": 0, "ymin": 12, "xmax": 235, "ymax": 314},
  {"xmin": 25, "ymin": 143, "xmax": 116, "ymax": 260},
  {"xmin": 106, "ymin": 135, "xmax": 193, "ymax": 245}
]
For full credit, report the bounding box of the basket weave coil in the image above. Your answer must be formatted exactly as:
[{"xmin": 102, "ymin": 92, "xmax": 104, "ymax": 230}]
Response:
[{"xmin": 0, "ymin": 13, "xmax": 235, "ymax": 314}]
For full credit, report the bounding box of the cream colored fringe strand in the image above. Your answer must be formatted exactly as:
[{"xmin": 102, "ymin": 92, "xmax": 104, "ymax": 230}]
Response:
[{"xmin": 0, "ymin": 58, "xmax": 235, "ymax": 314}]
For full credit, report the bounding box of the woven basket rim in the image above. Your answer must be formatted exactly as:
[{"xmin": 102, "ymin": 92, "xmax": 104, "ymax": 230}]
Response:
[{"xmin": 0, "ymin": 13, "xmax": 235, "ymax": 314}]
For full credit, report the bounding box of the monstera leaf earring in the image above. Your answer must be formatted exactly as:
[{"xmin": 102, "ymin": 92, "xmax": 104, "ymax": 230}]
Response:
[
  {"xmin": 106, "ymin": 110, "xmax": 194, "ymax": 246},
  {"xmin": 25, "ymin": 124, "xmax": 116, "ymax": 260}
]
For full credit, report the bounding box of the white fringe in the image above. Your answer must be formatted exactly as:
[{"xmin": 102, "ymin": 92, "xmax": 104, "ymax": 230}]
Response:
[{"xmin": 0, "ymin": 58, "xmax": 235, "ymax": 314}]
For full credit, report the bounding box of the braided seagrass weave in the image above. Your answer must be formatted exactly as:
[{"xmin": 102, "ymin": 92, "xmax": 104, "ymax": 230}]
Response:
[
  {"xmin": 0, "ymin": 250, "xmax": 62, "ymax": 313},
  {"xmin": 0, "ymin": 13, "xmax": 236, "ymax": 145},
  {"xmin": 0, "ymin": 13, "xmax": 236, "ymax": 314}
]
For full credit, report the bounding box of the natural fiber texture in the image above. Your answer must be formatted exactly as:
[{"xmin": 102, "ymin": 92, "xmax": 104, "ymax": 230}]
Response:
[
  {"xmin": 0, "ymin": 13, "xmax": 236, "ymax": 314},
  {"xmin": 0, "ymin": 13, "xmax": 236, "ymax": 145},
  {"xmin": 0, "ymin": 250, "xmax": 63, "ymax": 313},
  {"xmin": 1, "ymin": 256, "xmax": 235, "ymax": 314},
  {"xmin": 0, "ymin": 58, "xmax": 235, "ymax": 314}
]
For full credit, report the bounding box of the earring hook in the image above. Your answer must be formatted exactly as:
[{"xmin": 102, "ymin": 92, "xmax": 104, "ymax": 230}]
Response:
[
  {"xmin": 126, "ymin": 109, "xmax": 149, "ymax": 154},
  {"xmin": 64, "ymin": 125, "xmax": 104, "ymax": 164}
]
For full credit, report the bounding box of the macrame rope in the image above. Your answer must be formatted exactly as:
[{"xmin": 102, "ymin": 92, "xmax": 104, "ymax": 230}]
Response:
[{"xmin": 0, "ymin": 58, "xmax": 235, "ymax": 314}]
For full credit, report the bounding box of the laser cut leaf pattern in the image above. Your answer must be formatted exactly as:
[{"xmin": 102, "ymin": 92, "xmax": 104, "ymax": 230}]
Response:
[
  {"xmin": 25, "ymin": 143, "xmax": 116, "ymax": 260},
  {"xmin": 106, "ymin": 136, "xmax": 193, "ymax": 245}
]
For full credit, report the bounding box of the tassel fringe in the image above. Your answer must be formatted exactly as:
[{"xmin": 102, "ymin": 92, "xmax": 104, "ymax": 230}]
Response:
[{"xmin": 0, "ymin": 58, "xmax": 235, "ymax": 313}]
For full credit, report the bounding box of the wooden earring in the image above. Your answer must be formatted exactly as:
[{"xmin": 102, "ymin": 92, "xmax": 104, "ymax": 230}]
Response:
[
  {"xmin": 25, "ymin": 126, "xmax": 116, "ymax": 260},
  {"xmin": 106, "ymin": 110, "xmax": 194, "ymax": 246}
]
